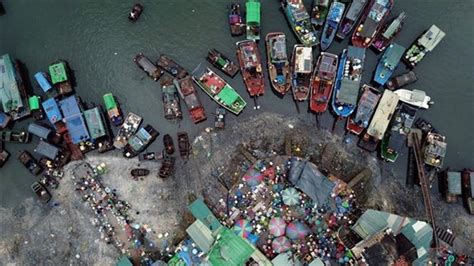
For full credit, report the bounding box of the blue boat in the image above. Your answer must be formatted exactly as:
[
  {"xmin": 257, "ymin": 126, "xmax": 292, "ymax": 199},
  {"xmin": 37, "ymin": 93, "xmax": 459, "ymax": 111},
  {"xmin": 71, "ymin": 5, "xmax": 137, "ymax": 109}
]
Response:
[
  {"xmin": 320, "ymin": 1, "xmax": 345, "ymax": 51},
  {"xmin": 332, "ymin": 46, "xmax": 366, "ymax": 117},
  {"xmin": 42, "ymin": 98, "xmax": 62, "ymax": 124},
  {"xmin": 34, "ymin": 72, "xmax": 52, "ymax": 93},
  {"xmin": 59, "ymin": 96, "xmax": 90, "ymax": 144},
  {"xmin": 374, "ymin": 43, "xmax": 405, "ymax": 85}
]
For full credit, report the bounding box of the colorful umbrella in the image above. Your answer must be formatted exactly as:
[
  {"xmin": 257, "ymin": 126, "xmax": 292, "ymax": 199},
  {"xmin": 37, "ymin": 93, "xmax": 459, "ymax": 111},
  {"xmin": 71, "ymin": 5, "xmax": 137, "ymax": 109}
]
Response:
[
  {"xmin": 271, "ymin": 236, "xmax": 292, "ymax": 253},
  {"xmin": 286, "ymin": 221, "xmax": 309, "ymax": 240},
  {"xmin": 233, "ymin": 219, "xmax": 253, "ymax": 238},
  {"xmin": 268, "ymin": 217, "xmax": 287, "ymax": 237},
  {"xmin": 243, "ymin": 168, "xmax": 264, "ymax": 187},
  {"xmin": 281, "ymin": 187, "xmax": 300, "ymax": 206}
]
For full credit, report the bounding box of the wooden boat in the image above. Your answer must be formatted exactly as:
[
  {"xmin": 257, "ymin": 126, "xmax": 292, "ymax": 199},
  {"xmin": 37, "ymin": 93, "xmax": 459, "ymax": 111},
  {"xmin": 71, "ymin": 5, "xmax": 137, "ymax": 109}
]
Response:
[
  {"xmin": 156, "ymin": 54, "xmax": 188, "ymax": 79},
  {"xmin": 245, "ymin": 0, "xmax": 261, "ymax": 41},
  {"xmin": 174, "ymin": 76, "xmax": 207, "ymax": 124},
  {"xmin": 346, "ymin": 85, "xmax": 381, "ymax": 135},
  {"xmin": 351, "ymin": 0, "xmax": 394, "ymax": 48},
  {"xmin": 291, "ymin": 45, "xmax": 313, "ymax": 101},
  {"xmin": 386, "ymin": 71, "xmax": 417, "ymax": 90},
  {"xmin": 0, "ymin": 130, "xmax": 30, "ymax": 143},
  {"xmin": 310, "ymin": 0, "xmax": 331, "ymax": 28},
  {"xmin": 207, "ymin": 49, "xmax": 239, "ymax": 78},
  {"xmin": 163, "ymin": 134, "xmax": 175, "ymax": 155},
  {"xmin": 310, "ymin": 52, "xmax": 338, "ymax": 113},
  {"xmin": 31, "ymin": 182, "xmax": 52, "ymax": 203},
  {"xmin": 229, "ymin": 3, "xmax": 245, "ymax": 36},
  {"xmin": 265, "ymin": 32, "xmax": 291, "ymax": 96},
  {"xmin": 134, "ymin": 53, "xmax": 164, "ymax": 81},
  {"xmin": 282, "ymin": 0, "xmax": 319, "ymax": 47},
  {"xmin": 372, "ymin": 12, "xmax": 407, "ymax": 52},
  {"xmin": 131, "ymin": 168, "xmax": 150, "ymax": 177},
  {"xmin": 18, "ymin": 150, "xmax": 42, "ymax": 175},
  {"xmin": 236, "ymin": 40, "xmax": 265, "ymax": 98},
  {"xmin": 124, "ymin": 124, "xmax": 159, "ymax": 158},
  {"xmin": 161, "ymin": 79, "xmax": 183, "ymax": 120},
  {"xmin": 177, "ymin": 132, "xmax": 190, "ymax": 159},
  {"xmin": 113, "ymin": 112, "xmax": 142, "ymax": 149},
  {"xmin": 320, "ymin": 1, "xmax": 345, "ymax": 51},
  {"xmin": 215, "ymin": 107, "xmax": 226, "ymax": 129},
  {"xmin": 403, "ymin": 25, "xmax": 446, "ymax": 68},
  {"xmin": 336, "ymin": 0, "xmax": 369, "ymax": 40},
  {"xmin": 128, "ymin": 3, "xmax": 143, "ymax": 22},
  {"xmin": 158, "ymin": 156, "xmax": 175, "ymax": 178}
]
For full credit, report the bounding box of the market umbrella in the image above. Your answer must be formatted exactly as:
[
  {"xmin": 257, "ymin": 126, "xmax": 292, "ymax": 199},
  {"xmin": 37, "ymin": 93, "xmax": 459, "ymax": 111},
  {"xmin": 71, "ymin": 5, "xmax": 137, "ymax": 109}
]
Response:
[
  {"xmin": 268, "ymin": 217, "xmax": 287, "ymax": 237},
  {"xmin": 233, "ymin": 219, "xmax": 253, "ymax": 238},
  {"xmin": 281, "ymin": 187, "xmax": 300, "ymax": 206},
  {"xmin": 271, "ymin": 236, "xmax": 292, "ymax": 253},
  {"xmin": 286, "ymin": 221, "xmax": 309, "ymax": 240},
  {"xmin": 243, "ymin": 168, "xmax": 264, "ymax": 187}
]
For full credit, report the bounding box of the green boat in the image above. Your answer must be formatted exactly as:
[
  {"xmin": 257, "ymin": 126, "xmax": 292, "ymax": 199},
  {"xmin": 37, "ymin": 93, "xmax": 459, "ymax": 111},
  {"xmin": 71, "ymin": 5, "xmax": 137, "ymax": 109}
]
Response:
[
  {"xmin": 48, "ymin": 61, "xmax": 73, "ymax": 95},
  {"xmin": 103, "ymin": 93, "xmax": 123, "ymax": 126},
  {"xmin": 28, "ymin": 95, "xmax": 43, "ymax": 120},
  {"xmin": 0, "ymin": 54, "xmax": 30, "ymax": 120},
  {"xmin": 192, "ymin": 66, "xmax": 246, "ymax": 115},
  {"xmin": 246, "ymin": 0, "xmax": 261, "ymax": 41}
]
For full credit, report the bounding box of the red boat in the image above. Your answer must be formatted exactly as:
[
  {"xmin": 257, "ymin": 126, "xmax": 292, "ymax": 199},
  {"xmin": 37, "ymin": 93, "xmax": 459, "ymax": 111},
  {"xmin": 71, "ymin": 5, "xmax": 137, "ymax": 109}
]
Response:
[
  {"xmin": 236, "ymin": 40, "xmax": 265, "ymax": 98},
  {"xmin": 346, "ymin": 85, "xmax": 381, "ymax": 135},
  {"xmin": 351, "ymin": 0, "xmax": 394, "ymax": 48},
  {"xmin": 309, "ymin": 52, "xmax": 338, "ymax": 113},
  {"xmin": 174, "ymin": 76, "xmax": 207, "ymax": 124}
]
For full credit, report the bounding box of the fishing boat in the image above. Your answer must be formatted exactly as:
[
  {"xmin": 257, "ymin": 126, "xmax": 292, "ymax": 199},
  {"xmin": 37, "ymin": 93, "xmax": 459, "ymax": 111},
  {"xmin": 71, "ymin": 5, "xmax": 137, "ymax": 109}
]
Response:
[
  {"xmin": 128, "ymin": 3, "xmax": 143, "ymax": 22},
  {"xmin": 207, "ymin": 49, "xmax": 239, "ymax": 78},
  {"xmin": 124, "ymin": 124, "xmax": 159, "ymax": 158},
  {"xmin": 31, "ymin": 182, "xmax": 52, "ymax": 203},
  {"xmin": 373, "ymin": 43, "xmax": 405, "ymax": 85},
  {"xmin": 386, "ymin": 71, "xmax": 417, "ymax": 90},
  {"xmin": 332, "ymin": 46, "xmax": 366, "ymax": 117},
  {"xmin": 358, "ymin": 90, "xmax": 399, "ymax": 151},
  {"xmin": 0, "ymin": 54, "xmax": 30, "ymax": 120},
  {"xmin": 49, "ymin": 60, "xmax": 73, "ymax": 95},
  {"xmin": 320, "ymin": 1, "xmax": 345, "ymax": 51},
  {"xmin": 346, "ymin": 85, "xmax": 381, "ymax": 135},
  {"xmin": 372, "ymin": 12, "xmax": 406, "ymax": 52},
  {"xmin": 380, "ymin": 104, "xmax": 417, "ymax": 162},
  {"xmin": 246, "ymin": 0, "xmax": 261, "ymax": 41},
  {"xmin": 215, "ymin": 107, "xmax": 226, "ymax": 129},
  {"xmin": 0, "ymin": 112, "xmax": 11, "ymax": 130},
  {"xmin": 309, "ymin": 52, "xmax": 338, "ymax": 113},
  {"xmin": 139, "ymin": 151, "xmax": 163, "ymax": 161},
  {"xmin": 0, "ymin": 130, "xmax": 30, "ymax": 143},
  {"xmin": 161, "ymin": 79, "xmax": 183, "ymax": 120},
  {"xmin": 18, "ymin": 150, "xmax": 42, "ymax": 175},
  {"xmin": 174, "ymin": 76, "xmax": 207, "ymax": 124},
  {"xmin": 351, "ymin": 0, "xmax": 394, "ymax": 48},
  {"xmin": 163, "ymin": 134, "xmax": 175, "ymax": 155},
  {"xmin": 265, "ymin": 32, "xmax": 291, "ymax": 96},
  {"xmin": 281, "ymin": 0, "xmax": 319, "ymax": 47},
  {"xmin": 131, "ymin": 168, "xmax": 150, "ymax": 177},
  {"xmin": 192, "ymin": 66, "xmax": 246, "ymax": 115},
  {"xmin": 29, "ymin": 96, "xmax": 44, "ymax": 120},
  {"xmin": 134, "ymin": 53, "xmax": 164, "ymax": 81},
  {"xmin": 103, "ymin": 93, "xmax": 124, "ymax": 126},
  {"xmin": 228, "ymin": 3, "xmax": 245, "ymax": 36},
  {"xmin": 158, "ymin": 155, "xmax": 175, "ymax": 178},
  {"xmin": 310, "ymin": 0, "xmax": 331, "ymax": 28},
  {"xmin": 394, "ymin": 89, "xmax": 432, "ymax": 109},
  {"xmin": 403, "ymin": 25, "xmax": 446, "ymax": 68},
  {"xmin": 236, "ymin": 40, "xmax": 265, "ymax": 99},
  {"xmin": 291, "ymin": 45, "xmax": 313, "ymax": 101},
  {"xmin": 113, "ymin": 112, "xmax": 142, "ymax": 149},
  {"xmin": 0, "ymin": 140, "xmax": 9, "ymax": 168},
  {"xmin": 156, "ymin": 54, "xmax": 188, "ymax": 79},
  {"xmin": 423, "ymin": 132, "xmax": 447, "ymax": 168},
  {"xmin": 336, "ymin": 0, "xmax": 369, "ymax": 40},
  {"xmin": 177, "ymin": 132, "xmax": 190, "ymax": 159}
]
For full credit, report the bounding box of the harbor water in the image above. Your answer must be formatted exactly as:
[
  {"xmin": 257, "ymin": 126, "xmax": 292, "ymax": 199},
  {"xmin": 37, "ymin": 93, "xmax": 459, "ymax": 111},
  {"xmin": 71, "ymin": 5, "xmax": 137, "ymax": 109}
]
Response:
[{"xmin": 0, "ymin": 0, "xmax": 473, "ymax": 208}]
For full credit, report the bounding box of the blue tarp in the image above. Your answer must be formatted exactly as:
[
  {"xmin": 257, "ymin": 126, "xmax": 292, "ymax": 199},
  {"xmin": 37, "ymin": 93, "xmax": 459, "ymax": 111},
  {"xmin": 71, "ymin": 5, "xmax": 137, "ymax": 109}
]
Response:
[
  {"xmin": 34, "ymin": 72, "xmax": 52, "ymax": 93},
  {"xmin": 59, "ymin": 96, "xmax": 81, "ymax": 117},
  {"xmin": 42, "ymin": 98, "xmax": 62, "ymax": 124},
  {"xmin": 65, "ymin": 114, "xmax": 90, "ymax": 144}
]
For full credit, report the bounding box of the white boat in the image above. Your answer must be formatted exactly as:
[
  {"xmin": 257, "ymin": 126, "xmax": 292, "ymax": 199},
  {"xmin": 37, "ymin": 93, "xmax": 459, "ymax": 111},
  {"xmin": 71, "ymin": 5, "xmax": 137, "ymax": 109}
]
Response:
[{"xmin": 394, "ymin": 89, "xmax": 431, "ymax": 109}]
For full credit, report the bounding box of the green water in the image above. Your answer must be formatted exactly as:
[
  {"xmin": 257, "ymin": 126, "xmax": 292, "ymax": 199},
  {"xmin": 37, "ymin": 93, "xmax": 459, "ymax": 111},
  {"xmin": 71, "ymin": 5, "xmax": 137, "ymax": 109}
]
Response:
[{"xmin": 0, "ymin": 0, "xmax": 473, "ymax": 207}]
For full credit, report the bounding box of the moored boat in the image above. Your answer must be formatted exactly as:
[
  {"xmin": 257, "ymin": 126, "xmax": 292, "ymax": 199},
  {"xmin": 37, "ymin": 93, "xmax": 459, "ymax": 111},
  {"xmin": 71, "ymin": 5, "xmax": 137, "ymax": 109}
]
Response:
[
  {"xmin": 291, "ymin": 45, "xmax": 313, "ymax": 101},
  {"xmin": 246, "ymin": 0, "xmax": 261, "ymax": 41},
  {"xmin": 346, "ymin": 85, "xmax": 381, "ymax": 135},
  {"xmin": 131, "ymin": 168, "xmax": 150, "ymax": 177},
  {"xmin": 18, "ymin": 150, "xmax": 42, "ymax": 175},
  {"xmin": 161, "ymin": 79, "xmax": 183, "ymax": 120},
  {"xmin": 31, "ymin": 182, "xmax": 52, "ymax": 203},
  {"xmin": 192, "ymin": 66, "xmax": 246, "ymax": 115},
  {"xmin": 265, "ymin": 32, "xmax": 291, "ymax": 96},
  {"xmin": 177, "ymin": 132, "xmax": 190, "ymax": 159},
  {"xmin": 113, "ymin": 112, "xmax": 142, "ymax": 149},
  {"xmin": 320, "ymin": 1, "xmax": 345, "ymax": 51},
  {"xmin": 0, "ymin": 140, "xmax": 9, "ymax": 168},
  {"xmin": 281, "ymin": 0, "xmax": 319, "ymax": 47},
  {"xmin": 0, "ymin": 130, "xmax": 30, "ymax": 143},
  {"xmin": 174, "ymin": 76, "xmax": 207, "ymax": 123},
  {"xmin": 373, "ymin": 43, "xmax": 405, "ymax": 85},
  {"xmin": 336, "ymin": 0, "xmax": 369, "ymax": 40},
  {"xmin": 403, "ymin": 25, "xmax": 446, "ymax": 68},
  {"xmin": 128, "ymin": 3, "xmax": 143, "ymax": 22},
  {"xmin": 134, "ymin": 53, "xmax": 164, "ymax": 81},
  {"xmin": 310, "ymin": 52, "xmax": 338, "ymax": 113},
  {"xmin": 158, "ymin": 155, "xmax": 175, "ymax": 178},
  {"xmin": 163, "ymin": 134, "xmax": 175, "ymax": 155},
  {"xmin": 423, "ymin": 132, "xmax": 447, "ymax": 168},
  {"xmin": 236, "ymin": 40, "xmax": 265, "ymax": 99},
  {"xmin": 49, "ymin": 60, "xmax": 73, "ymax": 95},
  {"xmin": 124, "ymin": 124, "xmax": 159, "ymax": 158},
  {"xmin": 207, "ymin": 49, "xmax": 239, "ymax": 78},
  {"xmin": 29, "ymin": 96, "xmax": 44, "ymax": 120},
  {"xmin": 229, "ymin": 3, "xmax": 245, "ymax": 36},
  {"xmin": 372, "ymin": 12, "xmax": 406, "ymax": 52},
  {"xmin": 394, "ymin": 89, "xmax": 432, "ymax": 109},
  {"xmin": 310, "ymin": 0, "xmax": 331, "ymax": 28},
  {"xmin": 103, "ymin": 93, "xmax": 124, "ymax": 126},
  {"xmin": 351, "ymin": 0, "xmax": 394, "ymax": 48},
  {"xmin": 34, "ymin": 72, "xmax": 53, "ymax": 94},
  {"xmin": 386, "ymin": 71, "xmax": 417, "ymax": 90},
  {"xmin": 139, "ymin": 151, "xmax": 163, "ymax": 161},
  {"xmin": 156, "ymin": 54, "xmax": 188, "ymax": 79}
]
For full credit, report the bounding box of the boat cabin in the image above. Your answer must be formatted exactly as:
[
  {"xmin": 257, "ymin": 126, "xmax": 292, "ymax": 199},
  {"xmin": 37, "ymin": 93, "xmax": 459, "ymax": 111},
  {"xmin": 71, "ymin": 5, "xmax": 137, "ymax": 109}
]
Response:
[
  {"xmin": 366, "ymin": 90, "xmax": 399, "ymax": 140},
  {"xmin": 418, "ymin": 25, "xmax": 446, "ymax": 52},
  {"xmin": 295, "ymin": 46, "xmax": 312, "ymax": 73},
  {"xmin": 83, "ymin": 107, "xmax": 106, "ymax": 140}
]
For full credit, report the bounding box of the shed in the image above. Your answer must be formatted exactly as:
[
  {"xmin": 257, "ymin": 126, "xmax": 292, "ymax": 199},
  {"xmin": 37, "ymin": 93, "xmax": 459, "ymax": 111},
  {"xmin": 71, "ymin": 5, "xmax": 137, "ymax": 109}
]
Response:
[
  {"xmin": 186, "ymin": 220, "xmax": 215, "ymax": 253},
  {"xmin": 34, "ymin": 140, "xmax": 59, "ymax": 160},
  {"xmin": 42, "ymin": 98, "xmax": 62, "ymax": 124}
]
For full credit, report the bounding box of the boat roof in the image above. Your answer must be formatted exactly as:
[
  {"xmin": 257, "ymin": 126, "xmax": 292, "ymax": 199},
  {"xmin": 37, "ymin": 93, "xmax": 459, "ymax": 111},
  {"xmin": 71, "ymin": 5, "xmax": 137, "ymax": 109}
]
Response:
[
  {"xmin": 367, "ymin": 90, "xmax": 399, "ymax": 140},
  {"xmin": 345, "ymin": 0, "xmax": 368, "ymax": 21},
  {"xmin": 295, "ymin": 46, "xmax": 312, "ymax": 73},
  {"xmin": 28, "ymin": 96, "xmax": 40, "ymax": 110},
  {"xmin": 35, "ymin": 140, "xmax": 59, "ymax": 160},
  {"xmin": 34, "ymin": 72, "xmax": 52, "ymax": 92},
  {"xmin": 65, "ymin": 114, "xmax": 90, "ymax": 144},
  {"xmin": 354, "ymin": 86, "xmax": 380, "ymax": 125},
  {"xmin": 338, "ymin": 79, "xmax": 359, "ymax": 106},
  {"xmin": 270, "ymin": 35, "xmax": 287, "ymax": 61},
  {"xmin": 382, "ymin": 12, "xmax": 406, "ymax": 38},
  {"xmin": 383, "ymin": 43, "xmax": 405, "ymax": 68},
  {"xmin": 42, "ymin": 98, "xmax": 62, "ymax": 124},
  {"xmin": 59, "ymin": 96, "xmax": 81, "ymax": 118},
  {"xmin": 103, "ymin": 93, "xmax": 117, "ymax": 110},
  {"xmin": 411, "ymin": 89, "xmax": 427, "ymax": 102},
  {"xmin": 217, "ymin": 85, "xmax": 240, "ymax": 106},
  {"xmin": 319, "ymin": 53, "xmax": 338, "ymax": 74},
  {"xmin": 368, "ymin": 0, "xmax": 390, "ymax": 23},
  {"xmin": 0, "ymin": 54, "xmax": 24, "ymax": 113},
  {"xmin": 28, "ymin": 123, "xmax": 51, "ymax": 139},
  {"xmin": 48, "ymin": 62, "xmax": 68, "ymax": 84},
  {"xmin": 128, "ymin": 127, "xmax": 152, "ymax": 151},
  {"xmin": 83, "ymin": 107, "xmax": 106, "ymax": 139},
  {"xmin": 328, "ymin": 2, "xmax": 345, "ymax": 22},
  {"xmin": 289, "ymin": 2, "xmax": 310, "ymax": 22},
  {"xmin": 246, "ymin": 0, "xmax": 260, "ymax": 23},
  {"xmin": 418, "ymin": 25, "xmax": 446, "ymax": 51},
  {"xmin": 348, "ymin": 45, "xmax": 366, "ymax": 60}
]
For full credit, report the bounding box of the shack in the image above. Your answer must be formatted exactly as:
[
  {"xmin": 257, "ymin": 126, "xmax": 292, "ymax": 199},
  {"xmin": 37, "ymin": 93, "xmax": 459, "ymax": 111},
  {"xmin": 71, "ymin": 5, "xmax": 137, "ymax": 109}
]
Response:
[
  {"xmin": 34, "ymin": 140, "xmax": 59, "ymax": 160},
  {"xmin": 83, "ymin": 107, "xmax": 106, "ymax": 140},
  {"xmin": 42, "ymin": 98, "xmax": 62, "ymax": 124},
  {"xmin": 59, "ymin": 96, "xmax": 90, "ymax": 144}
]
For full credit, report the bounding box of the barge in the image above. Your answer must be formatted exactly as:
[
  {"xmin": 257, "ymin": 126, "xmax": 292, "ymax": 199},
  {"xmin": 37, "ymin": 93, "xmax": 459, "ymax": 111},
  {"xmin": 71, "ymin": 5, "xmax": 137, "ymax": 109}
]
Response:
[
  {"xmin": 0, "ymin": 54, "xmax": 30, "ymax": 120},
  {"xmin": 174, "ymin": 76, "xmax": 207, "ymax": 123},
  {"xmin": 291, "ymin": 45, "xmax": 313, "ymax": 101},
  {"xmin": 156, "ymin": 54, "xmax": 188, "ymax": 79},
  {"xmin": 236, "ymin": 40, "xmax": 265, "ymax": 98},
  {"xmin": 309, "ymin": 52, "xmax": 338, "ymax": 113},
  {"xmin": 207, "ymin": 49, "xmax": 239, "ymax": 78},
  {"xmin": 133, "ymin": 53, "xmax": 164, "ymax": 81}
]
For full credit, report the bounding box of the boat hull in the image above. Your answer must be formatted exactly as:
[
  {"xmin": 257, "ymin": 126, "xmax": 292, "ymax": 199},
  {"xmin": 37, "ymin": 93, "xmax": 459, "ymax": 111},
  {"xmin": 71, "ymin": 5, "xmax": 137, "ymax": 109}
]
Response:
[
  {"xmin": 310, "ymin": 52, "xmax": 338, "ymax": 113},
  {"xmin": 291, "ymin": 45, "xmax": 312, "ymax": 101},
  {"xmin": 351, "ymin": 0, "xmax": 394, "ymax": 48},
  {"xmin": 320, "ymin": 2, "xmax": 345, "ymax": 51},
  {"xmin": 236, "ymin": 40, "xmax": 265, "ymax": 97},
  {"xmin": 265, "ymin": 32, "xmax": 291, "ymax": 96}
]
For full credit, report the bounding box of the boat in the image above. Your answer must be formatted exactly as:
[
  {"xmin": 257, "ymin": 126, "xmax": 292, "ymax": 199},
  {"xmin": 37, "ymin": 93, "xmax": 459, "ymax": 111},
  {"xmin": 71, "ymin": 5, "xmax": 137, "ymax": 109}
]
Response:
[
  {"xmin": 113, "ymin": 112, "xmax": 142, "ymax": 149},
  {"xmin": 0, "ymin": 140, "xmax": 9, "ymax": 168},
  {"xmin": 310, "ymin": 0, "xmax": 331, "ymax": 28},
  {"xmin": 31, "ymin": 182, "xmax": 52, "ymax": 203},
  {"xmin": 29, "ymin": 96, "xmax": 44, "ymax": 120},
  {"xmin": 215, "ymin": 107, "xmax": 226, "ymax": 129},
  {"xmin": 207, "ymin": 49, "xmax": 239, "ymax": 78},
  {"xmin": 236, "ymin": 40, "xmax": 265, "ymax": 98},
  {"xmin": 139, "ymin": 151, "xmax": 163, "ymax": 161},
  {"xmin": 158, "ymin": 156, "xmax": 175, "ymax": 178},
  {"xmin": 0, "ymin": 130, "xmax": 30, "ymax": 143},
  {"xmin": 18, "ymin": 150, "xmax": 42, "ymax": 175},
  {"xmin": 0, "ymin": 112, "xmax": 11, "ymax": 130},
  {"xmin": 163, "ymin": 134, "xmax": 175, "ymax": 155},
  {"xmin": 309, "ymin": 52, "xmax": 338, "ymax": 113},
  {"xmin": 372, "ymin": 12, "xmax": 407, "ymax": 52},
  {"xmin": 265, "ymin": 32, "xmax": 291, "ymax": 96},
  {"xmin": 346, "ymin": 85, "xmax": 381, "ymax": 135},
  {"xmin": 373, "ymin": 43, "xmax": 405, "ymax": 85},
  {"xmin": 336, "ymin": 0, "xmax": 369, "ymax": 40},
  {"xmin": 394, "ymin": 89, "xmax": 432, "ymax": 109},
  {"xmin": 161, "ymin": 79, "xmax": 183, "ymax": 120},
  {"xmin": 380, "ymin": 104, "xmax": 417, "ymax": 162},
  {"xmin": 246, "ymin": 0, "xmax": 261, "ymax": 41},
  {"xmin": 415, "ymin": 117, "xmax": 437, "ymax": 134},
  {"xmin": 320, "ymin": 1, "xmax": 345, "ymax": 51},
  {"xmin": 103, "ymin": 93, "xmax": 124, "ymax": 126},
  {"xmin": 403, "ymin": 25, "xmax": 446, "ymax": 68},
  {"xmin": 351, "ymin": 0, "xmax": 394, "ymax": 48},
  {"xmin": 332, "ymin": 46, "xmax": 366, "ymax": 117},
  {"xmin": 177, "ymin": 132, "xmax": 190, "ymax": 159},
  {"xmin": 228, "ymin": 3, "xmax": 245, "ymax": 36},
  {"xmin": 281, "ymin": 0, "xmax": 319, "ymax": 47},
  {"xmin": 131, "ymin": 168, "xmax": 150, "ymax": 177},
  {"xmin": 156, "ymin": 54, "xmax": 188, "ymax": 79},
  {"xmin": 133, "ymin": 53, "xmax": 164, "ymax": 81},
  {"xmin": 386, "ymin": 71, "xmax": 417, "ymax": 90},
  {"xmin": 192, "ymin": 66, "xmax": 246, "ymax": 115},
  {"xmin": 0, "ymin": 54, "xmax": 30, "ymax": 120},
  {"xmin": 358, "ymin": 90, "xmax": 399, "ymax": 151},
  {"xmin": 291, "ymin": 45, "xmax": 313, "ymax": 101},
  {"xmin": 34, "ymin": 72, "xmax": 53, "ymax": 94},
  {"xmin": 423, "ymin": 132, "xmax": 447, "ymax": 168},
  {"xmin": 49, "ymin": 61, "xmax": 73, "ymax": 95},
  {"xmin": 124, "ymin": 124, "xmax": 159, "ymax": 158},
  {"xmin": 128, "ymin": 3, "xmax": 143, "ymax": 22},
  {"xmin": 174, "ymin": 76, "xmax": 207, "ymax": 124}
]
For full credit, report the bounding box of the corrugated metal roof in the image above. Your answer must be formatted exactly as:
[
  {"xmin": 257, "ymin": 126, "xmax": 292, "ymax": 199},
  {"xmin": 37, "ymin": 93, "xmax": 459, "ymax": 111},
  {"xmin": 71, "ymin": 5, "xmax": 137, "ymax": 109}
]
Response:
[
  {"xmin": 187, "ymin": 198, "xmax": 222, "ymax": 235},
  {"xmin": 186, "ymin": 220, "xmax": 215, "ymax": 253},
  {"xmin": 208, "ymin": 228, "xmax": 254, "ymax": 266},
  {"xmin": 65, "ymin": 114, "xmax": 90, "ymax": 144},
  {"xmin": 83, "ymin": 107, "xmax": 106, "ymax": 140},
  {"xmin": 34, "ymin": 140, "xmax": 59, "ymax": 160},
  {"xmin": 59, "ymin": 96, "xmax": 81, "ymax": 118}
]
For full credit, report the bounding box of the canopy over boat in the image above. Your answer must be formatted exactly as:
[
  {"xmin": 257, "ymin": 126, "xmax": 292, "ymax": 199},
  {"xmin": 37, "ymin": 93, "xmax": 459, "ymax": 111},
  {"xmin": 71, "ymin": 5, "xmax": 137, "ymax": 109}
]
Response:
[
  {"xmin": 367, "ymin": 90, "xmax": 399, "ymax": 140},
  {"xmin": 419, "ymin": 25, "xmax": 446, "ymax": 51},
  {"xmin": 48, "ymin": 62, "xmax": 68, "ymax": 84},
  {"xmin": 34, "ymin": 72, "xmax": 52, "ymax": 93},
  {"xmin": 28, "ymin": 96, "xmax": 41, "ymax": 110},
  {"xmin": 246, "ymin": 0, "xmax": 260, "ymax": 24},
  {"xmin": 271, "ymin": 35, "xmax": 288, "ymax": 62},
  {"xmin": 84, "ymin": 107, "xmax": 106, "ymax": 140},
  {"xmin": 103, "ymin": 93, "xmax": 117, "ymax": 110},
  {"xmin": 295, "ymin": 47, "xmax": 312, "ymax": 73}
]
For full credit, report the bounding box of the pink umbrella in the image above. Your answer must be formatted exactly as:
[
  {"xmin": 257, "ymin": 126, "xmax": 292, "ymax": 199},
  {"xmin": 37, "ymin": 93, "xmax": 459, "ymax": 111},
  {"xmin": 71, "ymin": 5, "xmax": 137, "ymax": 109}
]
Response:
[
  {"xmin": 271, "ymin": 236, "xmax": 292, "ymax": 253},
  {"xmin": 243, "ymin": 168, "xmax": 264, "ymax": 187},
  {"xmin": 286, "ymin": 221, "xmax": 309, "ymax": 240},
  {"xmin": 269, "ymin": 217, "xmax": 287, "ymax": 237}
]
